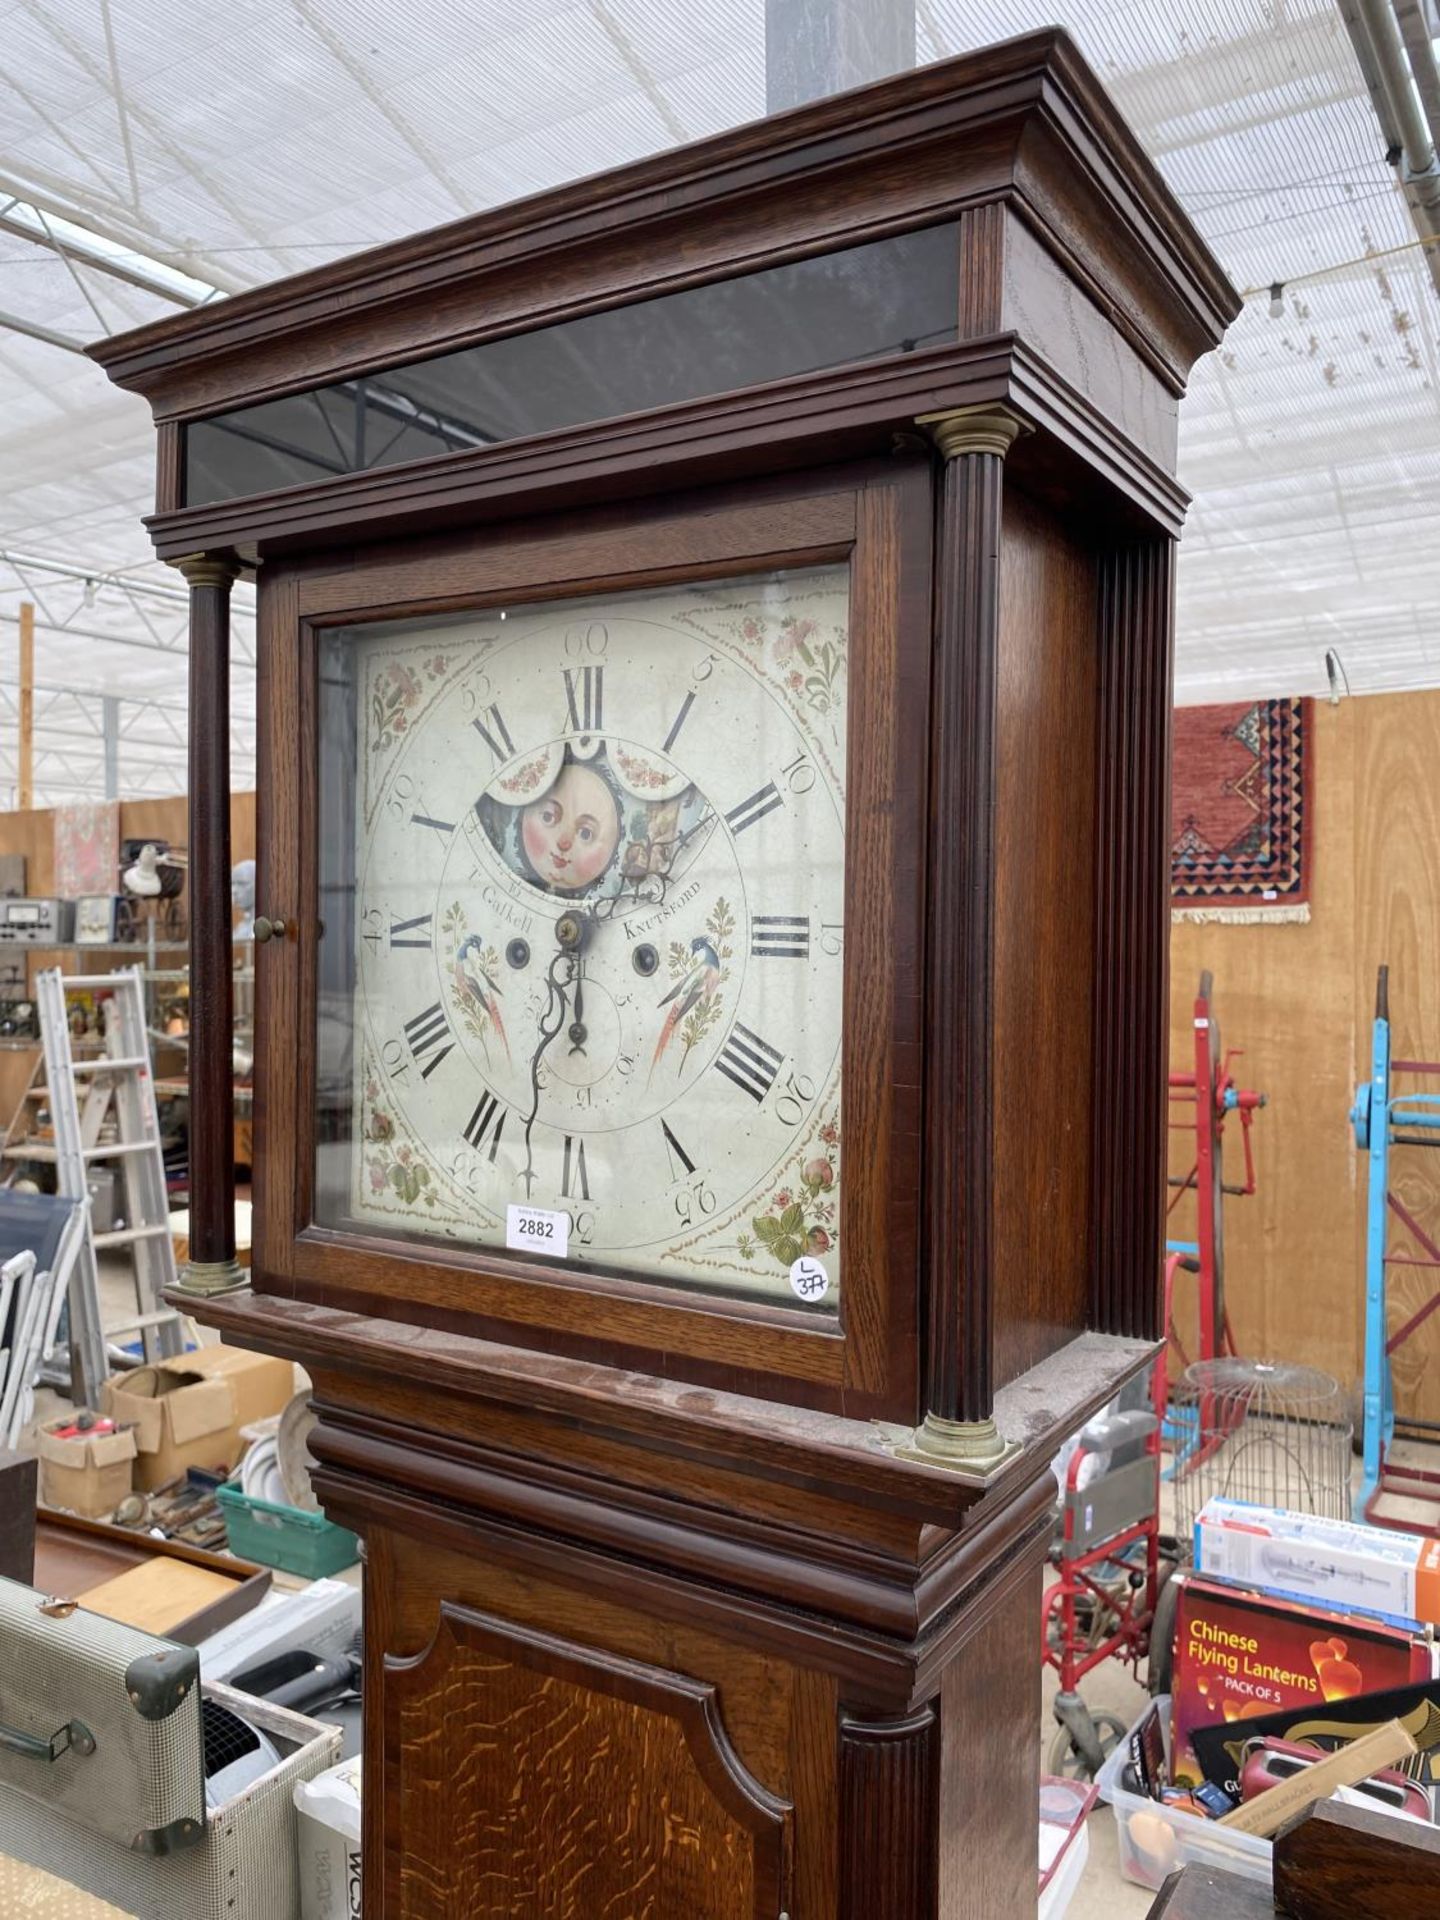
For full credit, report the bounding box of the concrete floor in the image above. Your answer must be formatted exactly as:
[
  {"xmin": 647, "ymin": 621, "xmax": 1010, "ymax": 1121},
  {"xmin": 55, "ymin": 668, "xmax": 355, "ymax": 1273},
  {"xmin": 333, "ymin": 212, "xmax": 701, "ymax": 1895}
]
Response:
[{"xmin": 1042, "ymin": 1647, "xmax": 1155, "ymax": 1918}]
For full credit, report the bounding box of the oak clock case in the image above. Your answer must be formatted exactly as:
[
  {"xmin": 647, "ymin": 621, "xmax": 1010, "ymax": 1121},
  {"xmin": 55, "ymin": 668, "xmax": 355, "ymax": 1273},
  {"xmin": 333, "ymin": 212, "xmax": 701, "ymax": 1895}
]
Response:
[
  {"xmin": 90, "ymin": 29, "xmax": 1240, "ymax": 1920},
  {"xmin": 317, "ymin": 566, "xmax": 847, "ymax": 1312}
]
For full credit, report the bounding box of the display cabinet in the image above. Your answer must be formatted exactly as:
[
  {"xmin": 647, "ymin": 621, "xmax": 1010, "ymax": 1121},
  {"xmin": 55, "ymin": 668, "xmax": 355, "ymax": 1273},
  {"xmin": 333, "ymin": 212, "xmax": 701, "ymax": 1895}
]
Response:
[{"xmin": 94, "ymin": 30, "xmax": 1237, "ymax": 1917}]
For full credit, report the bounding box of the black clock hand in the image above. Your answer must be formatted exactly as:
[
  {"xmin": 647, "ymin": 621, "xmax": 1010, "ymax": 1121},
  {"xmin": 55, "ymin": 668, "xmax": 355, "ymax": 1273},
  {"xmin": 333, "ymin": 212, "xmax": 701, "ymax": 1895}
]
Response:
[
  {"xmin": 568, "ymin": 957, "xmax": 587, "ymax": 1055},
  {"xmin": 519, "ymin": 910, "xmax": 591, "ymax": 1197},
  {"xmin": 520, "ymin": 948, "xmax": 572, "ymax": 1198}
]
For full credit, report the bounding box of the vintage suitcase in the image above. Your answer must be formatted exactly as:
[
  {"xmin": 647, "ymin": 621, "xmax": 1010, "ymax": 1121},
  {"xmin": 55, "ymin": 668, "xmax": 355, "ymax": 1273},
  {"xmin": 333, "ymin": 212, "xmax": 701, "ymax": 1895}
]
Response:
[{"xmin": 0, "ymin": 1574, "xmax": 339, "ymax": 1917}]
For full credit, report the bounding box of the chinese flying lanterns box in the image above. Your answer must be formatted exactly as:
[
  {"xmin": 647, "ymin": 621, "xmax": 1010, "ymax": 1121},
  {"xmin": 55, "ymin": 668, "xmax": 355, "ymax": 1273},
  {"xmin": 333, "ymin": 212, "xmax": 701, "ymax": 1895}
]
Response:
[{"xmin": 1169, "ymin": 1573, "xmax": 1437, "ymax": 1786}]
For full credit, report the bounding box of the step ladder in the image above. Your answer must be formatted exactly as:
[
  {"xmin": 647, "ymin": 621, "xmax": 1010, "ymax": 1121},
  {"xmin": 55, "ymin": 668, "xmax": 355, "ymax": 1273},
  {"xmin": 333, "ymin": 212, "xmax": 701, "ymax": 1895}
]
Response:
[{"xmin": 36, "ymin": 966, "xmax": 184, "ymax": 1401}]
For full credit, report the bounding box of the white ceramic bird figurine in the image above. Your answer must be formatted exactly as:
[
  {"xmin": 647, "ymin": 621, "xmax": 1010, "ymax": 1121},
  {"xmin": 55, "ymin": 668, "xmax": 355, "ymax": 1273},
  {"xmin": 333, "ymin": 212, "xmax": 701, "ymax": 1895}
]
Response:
[{"xmin": 122, "ymin": 844, "xmax": 164, "ymax": 897}]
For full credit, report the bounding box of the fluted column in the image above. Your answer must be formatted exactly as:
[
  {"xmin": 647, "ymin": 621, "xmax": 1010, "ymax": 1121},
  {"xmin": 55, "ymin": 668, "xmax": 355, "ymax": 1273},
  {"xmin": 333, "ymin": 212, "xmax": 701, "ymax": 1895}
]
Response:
[
  {"xmin": 911, "ymin": 405, "xmax": 1024, "ymax": 1471},
  {"xmin": 1091, "ymin": 538, "xmax": 1176, "ymax": 1340},
  {"xmin": 173, "ymin": 552, "xmax": 247, "ymax": 1296},
  {"xmin": 838, "ymin": 1705, "xmax": 939, "ymax": 1920}
]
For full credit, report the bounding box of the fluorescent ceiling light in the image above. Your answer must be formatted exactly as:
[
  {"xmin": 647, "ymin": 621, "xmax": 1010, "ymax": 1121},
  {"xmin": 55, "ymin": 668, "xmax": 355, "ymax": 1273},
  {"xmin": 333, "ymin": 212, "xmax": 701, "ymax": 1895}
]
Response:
[{"xmin": 0, "ymin": 194, "xmax": 224, "ymax": 310}]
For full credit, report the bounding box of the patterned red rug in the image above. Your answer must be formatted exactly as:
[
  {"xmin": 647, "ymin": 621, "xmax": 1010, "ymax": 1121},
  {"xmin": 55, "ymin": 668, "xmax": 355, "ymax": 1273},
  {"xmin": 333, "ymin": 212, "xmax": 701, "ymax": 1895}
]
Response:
[{"xmin": 1171, "ymin": 697, "xmax": 1311, "ymax": 923}]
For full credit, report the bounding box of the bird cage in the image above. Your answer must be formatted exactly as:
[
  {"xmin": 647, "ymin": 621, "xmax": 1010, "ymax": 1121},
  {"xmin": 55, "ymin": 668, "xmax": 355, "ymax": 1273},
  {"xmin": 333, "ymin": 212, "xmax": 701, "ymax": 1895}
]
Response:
[{"xmin": 1169, "ymin": 1358, "xmax": 1352, "ymax": 1554}]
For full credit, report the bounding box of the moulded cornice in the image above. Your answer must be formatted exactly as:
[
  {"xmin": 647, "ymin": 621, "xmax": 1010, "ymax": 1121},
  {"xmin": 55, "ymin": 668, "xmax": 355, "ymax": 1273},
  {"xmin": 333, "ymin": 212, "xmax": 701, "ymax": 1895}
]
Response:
[{"xmin": 87, "ymin": 29, "xmax": 1237, "ymax": 424}]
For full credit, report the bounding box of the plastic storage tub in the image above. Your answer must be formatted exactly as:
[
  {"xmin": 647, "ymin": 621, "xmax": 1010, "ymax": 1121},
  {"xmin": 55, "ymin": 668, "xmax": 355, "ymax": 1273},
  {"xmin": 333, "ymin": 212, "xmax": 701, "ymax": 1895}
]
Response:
[
  {"xmin": 1094, "ymin": 1696, "xmax": 1273, "ymax": 1893},
  {"xmin": 217, "ymin": 1484, "xmax": 359, "ymax": 1578},
  {"xmin": 1038, "ymin": 1819, "xmax": 1088, "ymax": 1919}
]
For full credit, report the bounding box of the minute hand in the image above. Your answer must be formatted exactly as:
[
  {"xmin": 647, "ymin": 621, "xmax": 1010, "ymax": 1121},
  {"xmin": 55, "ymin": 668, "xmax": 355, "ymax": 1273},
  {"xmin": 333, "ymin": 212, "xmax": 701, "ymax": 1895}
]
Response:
[
  {"xmin": 519, "ymin": 948, "xmax": 573, "ymax": 1198},
  {"xmin": 519, "ymin": 910, "xmax": 591, "ymax": 1198}
]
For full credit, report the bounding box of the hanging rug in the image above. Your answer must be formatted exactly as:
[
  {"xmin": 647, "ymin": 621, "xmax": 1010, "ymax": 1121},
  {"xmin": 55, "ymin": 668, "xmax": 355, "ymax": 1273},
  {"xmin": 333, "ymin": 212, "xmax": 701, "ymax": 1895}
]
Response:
[{"xmin": 1171, "ymin": 697, "xmax": 1311, "ymax": 925}]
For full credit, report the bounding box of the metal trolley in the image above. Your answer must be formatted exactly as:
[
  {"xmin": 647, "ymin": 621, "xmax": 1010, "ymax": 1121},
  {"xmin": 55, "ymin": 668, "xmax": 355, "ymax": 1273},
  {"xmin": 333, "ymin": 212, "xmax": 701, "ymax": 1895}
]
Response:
[{"xmin": 1351, "ymin": 964, "xmax": 1440, "ymax": 1529}]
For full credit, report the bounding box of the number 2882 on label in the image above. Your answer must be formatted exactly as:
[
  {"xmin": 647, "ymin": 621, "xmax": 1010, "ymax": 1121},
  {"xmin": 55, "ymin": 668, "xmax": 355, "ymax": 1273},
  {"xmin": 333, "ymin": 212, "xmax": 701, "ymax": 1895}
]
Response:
[{"xmin": 506, "ymin": 1205, "xmax": 571, "ymax": 1259}]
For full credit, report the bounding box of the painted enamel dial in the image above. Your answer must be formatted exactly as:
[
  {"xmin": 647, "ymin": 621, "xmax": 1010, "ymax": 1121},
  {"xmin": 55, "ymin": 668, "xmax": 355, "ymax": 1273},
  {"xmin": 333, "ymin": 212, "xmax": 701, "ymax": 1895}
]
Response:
[{"xmin": 316, "ymin": 565, "xmax": 847, "ymax": 1311}]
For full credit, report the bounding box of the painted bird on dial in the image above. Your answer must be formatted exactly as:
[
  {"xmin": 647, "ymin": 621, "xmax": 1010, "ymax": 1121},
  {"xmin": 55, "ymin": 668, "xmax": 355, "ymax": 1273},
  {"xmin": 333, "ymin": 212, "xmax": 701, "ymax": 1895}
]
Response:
[
  {"xmin": 455, "ymin": 935, "xmax": 509, "ymax": 1062},
  {"xmin": 650, "ymin": 936, "xmax": 721, "ymax": 1078}
]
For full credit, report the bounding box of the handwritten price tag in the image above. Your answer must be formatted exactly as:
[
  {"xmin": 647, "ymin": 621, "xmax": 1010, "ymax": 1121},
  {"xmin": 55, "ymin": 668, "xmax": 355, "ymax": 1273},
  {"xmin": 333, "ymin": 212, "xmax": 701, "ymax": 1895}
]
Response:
[
  {"xmin": 789, "ymin": 1255, "xmax": 830, "ymax": 1302},
  {"xmin": 506, "ymin": 1205, "xmax": 570, "ymax": 1259}
]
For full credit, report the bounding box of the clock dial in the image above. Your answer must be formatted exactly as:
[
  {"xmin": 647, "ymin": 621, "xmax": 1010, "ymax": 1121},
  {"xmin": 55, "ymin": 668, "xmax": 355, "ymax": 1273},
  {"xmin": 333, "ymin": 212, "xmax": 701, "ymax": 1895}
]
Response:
[{"xmin": 315, "ymin": 565, "xmax": 847, "ymax": 1311}]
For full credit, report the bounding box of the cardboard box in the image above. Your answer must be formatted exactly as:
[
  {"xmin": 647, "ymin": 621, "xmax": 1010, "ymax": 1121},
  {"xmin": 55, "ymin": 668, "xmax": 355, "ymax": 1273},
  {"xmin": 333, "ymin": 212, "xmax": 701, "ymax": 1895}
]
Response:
[
  {"xmin": 1169, "ymin": 1573, "xmax": 1435, "ymax": 1786},
  {"xmin": 1194, "ymin": 1497, "xmax": 1440, "ymax": 1631},
  {"xmin": 295, "ymin": 1754, "xmax": 362, "ymax": 1920},
  {"xmin": 102, "ymin": 1345, "xmax": 294, "ymax": 1492},
  {"xmin": 37, "ymin": 1420, "xmax": 137, "ymax": 1518}
]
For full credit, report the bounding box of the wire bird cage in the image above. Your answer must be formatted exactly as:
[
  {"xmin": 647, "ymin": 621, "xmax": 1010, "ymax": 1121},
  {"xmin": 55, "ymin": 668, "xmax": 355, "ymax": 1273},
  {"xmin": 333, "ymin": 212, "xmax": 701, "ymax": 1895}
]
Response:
[{"xmin": 1169, "ymin": 1359, "xmax": 1352, "ymax": 1555}]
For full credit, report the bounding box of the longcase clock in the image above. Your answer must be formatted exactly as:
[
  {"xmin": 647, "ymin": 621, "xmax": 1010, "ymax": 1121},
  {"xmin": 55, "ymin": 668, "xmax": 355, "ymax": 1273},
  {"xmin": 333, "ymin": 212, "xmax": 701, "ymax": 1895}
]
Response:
[{"xmin": 94, "ymin": 31, "xmax": 1237, "ymax": 1918}]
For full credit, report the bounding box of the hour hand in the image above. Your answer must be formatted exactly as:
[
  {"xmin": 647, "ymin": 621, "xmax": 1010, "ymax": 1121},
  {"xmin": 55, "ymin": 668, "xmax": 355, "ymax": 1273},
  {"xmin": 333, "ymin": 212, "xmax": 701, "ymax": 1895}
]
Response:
[{"xmin": 568, "ymin": 957, "xmax": 587, "ymax": 1054}]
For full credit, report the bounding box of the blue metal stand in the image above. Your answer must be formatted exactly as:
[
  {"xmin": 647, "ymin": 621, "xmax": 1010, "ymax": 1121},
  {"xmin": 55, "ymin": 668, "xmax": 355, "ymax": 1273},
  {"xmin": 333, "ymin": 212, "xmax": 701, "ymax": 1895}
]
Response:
[
  {"xmin": 1161, "ymin": 1241, "xmax": 1201, "ymax": 1479},
  {"xmin": 1352, "ymin": 993, "xmax": 1393, "ymax": 1521},
  {"xmin": 1350, "ymin": 965, "xmax": 1440, "ymax": 1525}
]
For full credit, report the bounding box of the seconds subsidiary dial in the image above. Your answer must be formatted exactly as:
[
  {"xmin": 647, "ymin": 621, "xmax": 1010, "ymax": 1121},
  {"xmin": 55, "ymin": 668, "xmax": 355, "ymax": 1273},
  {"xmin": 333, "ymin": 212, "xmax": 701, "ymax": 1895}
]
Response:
[{"xmin": 320, "ymin": 565, "xmax": 847, "ymax": 1311}]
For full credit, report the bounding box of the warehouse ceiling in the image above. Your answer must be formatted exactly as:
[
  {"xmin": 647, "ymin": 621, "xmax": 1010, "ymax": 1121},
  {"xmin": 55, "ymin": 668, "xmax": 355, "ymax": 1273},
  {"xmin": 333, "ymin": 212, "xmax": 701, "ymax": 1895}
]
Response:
[{"xmin": 1, "ymin": 0, "xmax": 1437, "ymax": 803}]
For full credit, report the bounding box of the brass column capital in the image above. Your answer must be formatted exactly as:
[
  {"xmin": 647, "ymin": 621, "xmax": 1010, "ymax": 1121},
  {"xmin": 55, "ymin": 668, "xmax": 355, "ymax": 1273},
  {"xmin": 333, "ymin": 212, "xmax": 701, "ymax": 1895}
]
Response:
[
  {"xmin": 173, "ymin": 1257, "xmax": 250, "ymax": 1299},
  {"xmin": 891, "ymin": 1412, "xmax": 1022, "ymax": 1482},
  {"xmin": 915, "ymin": 405, "xmax": 1028, "ymax": 462},
  {"xmin": 172, "ymin": 553, "xmax": 241, "ymax": 592}
]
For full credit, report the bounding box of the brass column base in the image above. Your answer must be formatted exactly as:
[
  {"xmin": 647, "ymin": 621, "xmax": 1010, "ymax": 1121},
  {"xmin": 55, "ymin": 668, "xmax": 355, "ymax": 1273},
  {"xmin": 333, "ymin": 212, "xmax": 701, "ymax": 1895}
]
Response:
[
  {"xmin": 891, "ymin": 1412, "xmax": 1022, "ymax": 1481},
  {"xmin": 174, "ymin": 1258, "xmax": 250, "ymax": 1298}
]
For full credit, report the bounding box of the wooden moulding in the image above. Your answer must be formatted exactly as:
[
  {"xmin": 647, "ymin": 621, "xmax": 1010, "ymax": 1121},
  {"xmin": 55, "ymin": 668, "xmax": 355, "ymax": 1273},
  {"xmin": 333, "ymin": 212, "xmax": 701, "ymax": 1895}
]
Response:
[
  {"xmin": 1143, "ymin": 1865, "xmax": 1274, "ymax": 1918},
  {"xmin": 313, "ymin": 1450, "xmax": 1054, "ymax": 1717},
  {"xmin": 128, "ymin": 333, "xmax": 1194, "ymax": 572},
  {"xmin": 181, "ymin": 1279, "xmax": 1151, "ymax": 1535},
  {"xmin": 1273, "ymin": 1797, "xmax": 1440, "ymax": 1919},
  {"xmin": 1149, "ymin": 1800, "xmax": 1440, "ymax": 1917},
  {"xmin": 303, "ymin": 1391, "xmax": 1049, "ymax": 1643},
  {"xmin": 89, "ymin": 31, "xmax": 1235, "ymax": 424}
]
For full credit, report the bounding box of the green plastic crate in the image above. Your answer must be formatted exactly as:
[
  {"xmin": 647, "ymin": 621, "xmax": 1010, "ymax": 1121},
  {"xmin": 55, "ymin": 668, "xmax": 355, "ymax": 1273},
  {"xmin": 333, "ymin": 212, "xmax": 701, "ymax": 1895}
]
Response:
[{"xmin": 216, "ymin": 1483, "xmax": 359, "ymax": 1579}]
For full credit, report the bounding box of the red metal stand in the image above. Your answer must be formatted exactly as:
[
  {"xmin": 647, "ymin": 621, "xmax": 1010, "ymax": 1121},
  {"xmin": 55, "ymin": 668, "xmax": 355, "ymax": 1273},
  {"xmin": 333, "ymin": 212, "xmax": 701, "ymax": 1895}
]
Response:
[{"xmin": 1165, "ymin": 970, "xmax": 1266, "ymax": 1380}]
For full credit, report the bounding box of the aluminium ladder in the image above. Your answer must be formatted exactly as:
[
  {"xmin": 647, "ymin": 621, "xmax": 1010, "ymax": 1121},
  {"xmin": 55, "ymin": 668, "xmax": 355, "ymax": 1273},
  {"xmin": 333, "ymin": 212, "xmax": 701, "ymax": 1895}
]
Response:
[{"xmin": 36, "ymin": 966, "xmax": 183, "ymax": 1403}]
